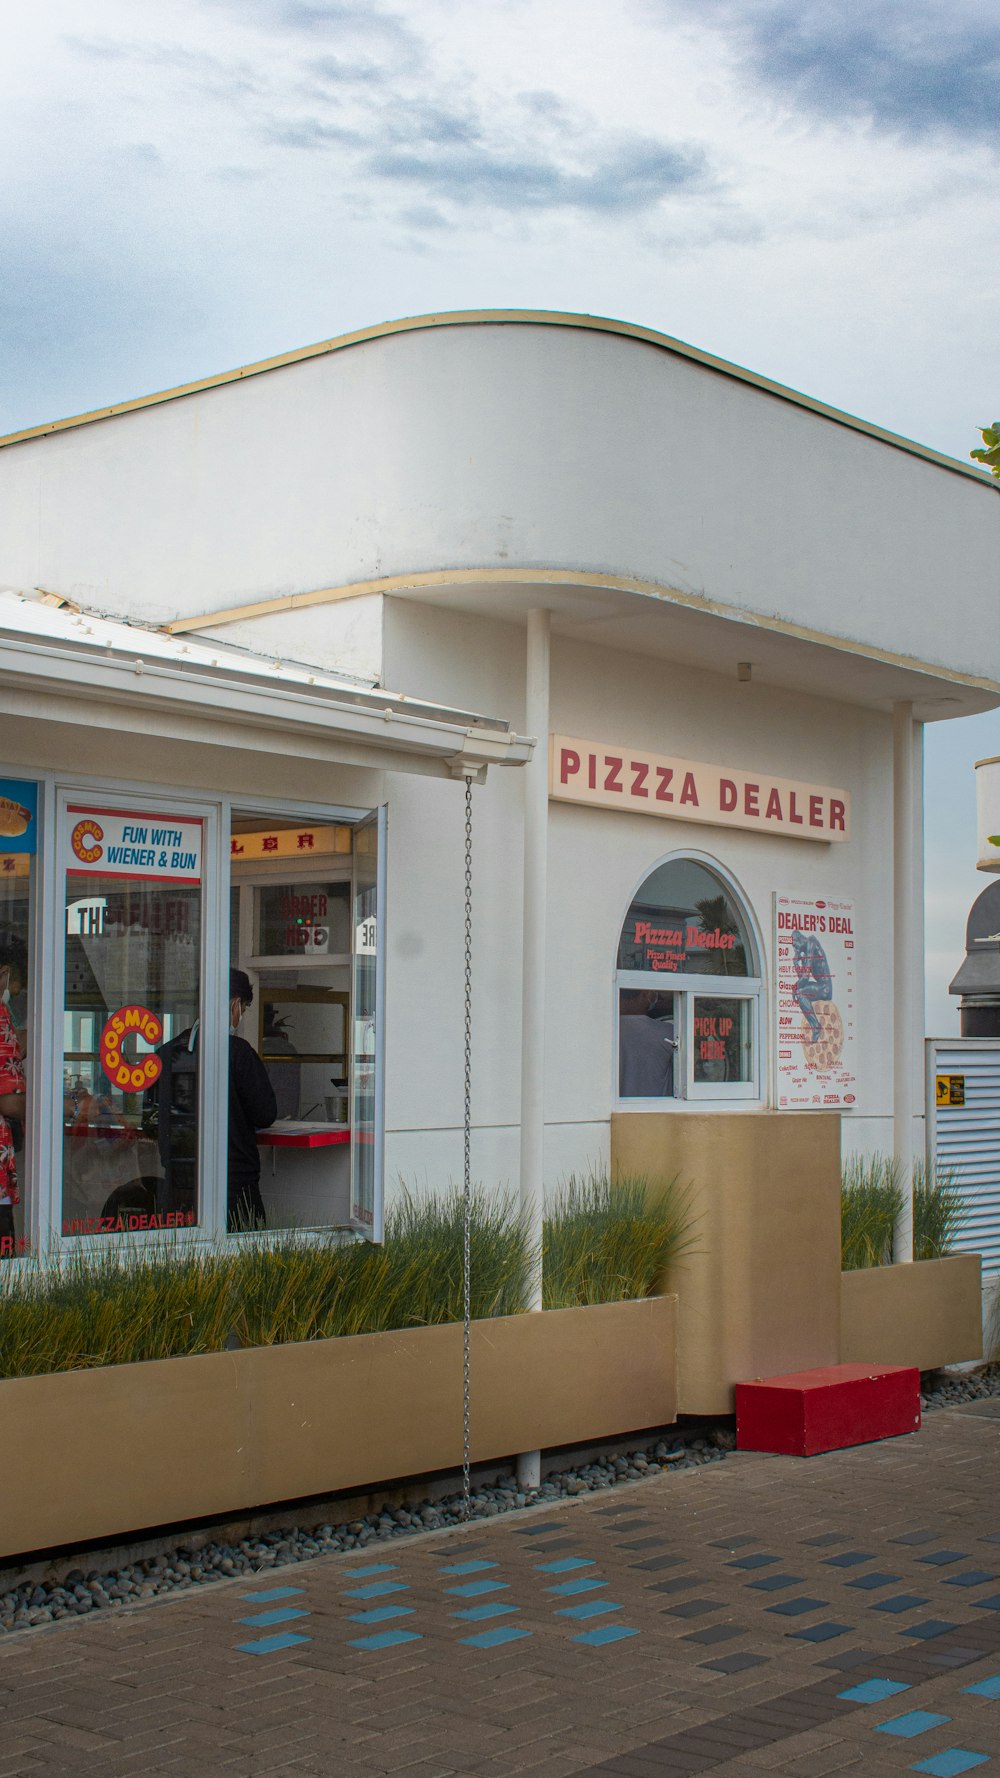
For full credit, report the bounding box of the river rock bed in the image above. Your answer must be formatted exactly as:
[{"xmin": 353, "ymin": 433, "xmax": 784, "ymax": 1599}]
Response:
[
  {"xmin": 0, "ymin": 1427, "xmax": 736, "ymax": 1635},
  {"xmin": 921, "ymin": 1363, "xmax": 1000, "ymax": 1410}
]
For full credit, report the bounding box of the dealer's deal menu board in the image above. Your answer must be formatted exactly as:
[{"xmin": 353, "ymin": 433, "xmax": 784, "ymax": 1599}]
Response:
[{"xmin": 774, "ymin": 894, "xmax": 857, "ymax": 1109}]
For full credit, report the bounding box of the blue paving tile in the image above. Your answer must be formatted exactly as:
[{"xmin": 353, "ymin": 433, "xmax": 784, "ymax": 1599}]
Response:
[
  {"xmin": 848, "ymin": 1572, "xmax": 902, "ymax": 1590},
  {"xmin": 237, "ymin": 1607, "xmax": 310, "ymax": 1628},
  {"xmin": 750, "ymin": 1573, "xmax": 803, "ymax": 1591},
  {"xmin": 514, "ymin": 1521, "xmax": 570, "ymax": 1535},
  {"xmin": 347, "ymin": 1606, "xmax": 415, "ymax": 1624},
  {"xmin": 341, "ymin": 1564, "xmax": 397, "ymax": 1577},
  {"xmin": 918, "ymin": 1552, "xmax": 967, "ymax": 1567},
  {"xmin": 536, "ymin": 1558, "xmax": 595, "ymax": 1574},
  {"xmin": 825, "ymin": 1551, "xmax": 875, "ymax": 1568},
  {"xmin": 946, "ymin": 1572, "xmax": 998, "ymax": 1589},
  {"xmin": 789, "ymin": 1622, "xmax": 852, "ymax": 1643},
  {"xmin": 460, "ymin": 1626, "xmax": 532, "ymax": 1648},
  {"xmin": 903, "ymin": 1621, "xmax": 962, "ymax": 1640},
  {"xmin": 445, "ymin": 1580, "xmax": 510, "ymax": 1597},
  {"xmin": 440, "ymin": 1559, "xmax": 499, "ymax": 1575},
  {"xmin": 971, "ymin": 1596, "xmax": 1000, "ymax": 1612},
  {"xmin": 349, "ymin": 1629, "xmax": 423, "ymax": 1651},
  {"xmin": 344, "ymin": 1581, "xmax": 409, "ymax": 1599},
  {"xmin": 874, "ymin": 1595, "xmax": 930, "ymax": 1615},
  {"xmin": 729, "ymin": 1553, "xmax": 779, "ymax": 1570},
  {"xmin": 767, "ymin": 1597, "xmax": 827, "ymax": 1617},
  {"xmin": 573, "ymin": 1625, "xmax": 640, "ymax": 1646},
  {"xmin": 839, "ymin": 1679, "xmax": 912, "ymax": 1704},
  {"xmin": 557, "ymin": 1600, "xmax": 623, "ymax": 1621},
  {"xmin": 239, "ymin": 1586, "xmax": 306, "ymax": 1603},
  {"xmin": 876, "ymin": 1710, "xmax": 951, "ymax": 1739},
  {"xmin": 963, "ymin": 1675, "xmax": 1000, "ymax": 1699},
  {"xmin": 237, "ymin": 1631, "xmax": 312, "ymax": 1655},
  {"xmin": 452, "ymin": 1603, "xmax": 519, "ymax": 1622},
  {"xmin": 912, "ymin": 1752, "xmax": 990, "ymax": 1776},
  {"xmin": 547, "ymin": 1578, "xmax": 608, "ymax": 1597}
]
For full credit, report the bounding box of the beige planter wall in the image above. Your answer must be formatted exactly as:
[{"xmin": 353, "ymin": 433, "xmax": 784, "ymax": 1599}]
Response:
[
  {"xmin": 612, "ymin": 1112, "xmax": 842, "ymax": 1415},
  {"xmin": 1, "ymin": 1296, "xmax": 677, "ymax": 1562},
  {"xmin": 840, "ymin": 1255, "xmax": 983, "ymax": 1370}
]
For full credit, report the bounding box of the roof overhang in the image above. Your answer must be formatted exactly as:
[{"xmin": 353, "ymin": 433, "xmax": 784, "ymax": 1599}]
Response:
[
  {"xmin": 176, "ymin": 568, "xmax": 1000, "ymax": 724},
  {"xmin": 0, "ymin": 598, "xmax": 533, "ymax": 779}
]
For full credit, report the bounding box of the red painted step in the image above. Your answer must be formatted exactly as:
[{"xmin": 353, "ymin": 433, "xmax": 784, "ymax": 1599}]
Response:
[{"xmin": 735, "ymin": 1363, "xmax": 921, "ymax": 1457}]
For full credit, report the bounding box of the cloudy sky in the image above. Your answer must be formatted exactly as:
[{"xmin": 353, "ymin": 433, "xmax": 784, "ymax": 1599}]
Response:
[{"xmin": 3, "ymin": 0, "xmax": 998, "ymax": 1026}]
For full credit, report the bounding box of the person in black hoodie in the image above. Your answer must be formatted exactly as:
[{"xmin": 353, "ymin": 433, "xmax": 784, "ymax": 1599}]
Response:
[
  {"xmin": 145, "ymin": 969, "xmax": 276, "ymax": 1231},
  {"xmin": 226, "ymin": 969, "xmax": 277, "ymax": 1229}
]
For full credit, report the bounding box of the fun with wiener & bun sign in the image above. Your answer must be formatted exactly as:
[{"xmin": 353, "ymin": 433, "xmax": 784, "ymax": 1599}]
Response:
[{"xmin": 549, "ymin": 736, "xmax": 849, "ymax": 842}]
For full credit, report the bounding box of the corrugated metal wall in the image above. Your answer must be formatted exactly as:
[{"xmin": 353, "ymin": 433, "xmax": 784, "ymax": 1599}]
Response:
[{"xmin": 927, "ymin": 1039, "xmax": 1000, "ymax": 1274}]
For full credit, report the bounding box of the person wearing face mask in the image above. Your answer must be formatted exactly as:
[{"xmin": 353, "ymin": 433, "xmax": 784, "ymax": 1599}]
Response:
[
  {"xmin": 227, "ymin": 969, "xmax": 277, "ymax": 1230},
  {"xmin": 0, "ymin": 932, "xmax": 27, "ymax": 1258}
]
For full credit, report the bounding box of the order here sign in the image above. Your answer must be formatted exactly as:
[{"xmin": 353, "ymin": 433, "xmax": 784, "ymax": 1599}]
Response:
[{"xmin": 549, "ymin": 736, "xmax": 850, "ymax": 842}]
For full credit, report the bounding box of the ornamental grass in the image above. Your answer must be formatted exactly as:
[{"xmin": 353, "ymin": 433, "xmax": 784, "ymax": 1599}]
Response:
[
  {"xmin": 0, "ymin": 1176, "xmax": 683, "ymax": 1378},
  {"xmin": 542, "ymin": 1172, "xmax": 693, "ymax": 1308},
  {"xmin": 841, "ymin": 1154, "xmax": 966, "ymax": 1269}
]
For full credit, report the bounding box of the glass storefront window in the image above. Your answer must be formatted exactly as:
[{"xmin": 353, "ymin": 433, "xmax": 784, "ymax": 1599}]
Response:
[
  {"xmin": 617, "ymin": 855, "xmax": 752, "ymax": 976},
  {"xmin": 618, "ymin": 988, "xmax": 677, "ymax": 1099},
  {"xmin": 692, "ymin": 996, "xmax": 753, "ymax": 1086},
  {"xmin": 351, "ymin": 810, "xmax": 383, "ymax": 1236},
  {"xmin": 61, "ymin": 805, "xmax": 203, "ymax": 1236},
  {"xmin": 617, "ymin": 856, "xmax": 761, "ymax": 1104},
  {"xmin": 0, "ymin": 777, "xmax": 37, "ymax": 1257},
  {"xmin": 229, "ymin": 812, "xmax": 360, "ymax": 1235}
]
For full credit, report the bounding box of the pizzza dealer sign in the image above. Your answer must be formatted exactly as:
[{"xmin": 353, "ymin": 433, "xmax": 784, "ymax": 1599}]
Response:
[{"xmin": 549, "ymin": 736, "xmax": 849, "ymax": 842}]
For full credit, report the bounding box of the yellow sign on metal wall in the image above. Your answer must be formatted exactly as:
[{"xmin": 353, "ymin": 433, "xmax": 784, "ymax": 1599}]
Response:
[{"xmin": 936, "ymin": 1074, "xmax": 966, "ymax": 1107}]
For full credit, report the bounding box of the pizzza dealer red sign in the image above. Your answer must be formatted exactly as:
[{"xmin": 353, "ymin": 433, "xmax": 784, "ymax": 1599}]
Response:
[{"xmin": 549, "ymin": 736, "xmax": 849, "ymax": 842}]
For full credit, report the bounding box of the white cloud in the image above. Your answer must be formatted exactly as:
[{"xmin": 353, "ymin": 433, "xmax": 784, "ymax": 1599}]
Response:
[{"xmin": 3, "ymin": 0, "xmax": 999, "ymax": 1028}]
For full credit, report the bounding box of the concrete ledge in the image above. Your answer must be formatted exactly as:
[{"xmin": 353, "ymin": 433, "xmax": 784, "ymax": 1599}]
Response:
[
  {"xmin": 0, "ymin": 1296, "xmax": 677, "ymax": 1562},
  {"xmin": 840, "ymin": 1254, "xmax": 983, "ymax": 1370}
]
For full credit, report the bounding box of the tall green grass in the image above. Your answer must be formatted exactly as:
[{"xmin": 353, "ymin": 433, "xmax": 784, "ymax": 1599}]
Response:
[
  {"xmin": 543, "ymin": 1172, "xmax": 693, "ymax": 1307},
  {"xmin": 912, "ymin": 1159, "xmax": 967, "ymax": 1261},
  {"xmin": 0, "ymin": 1177, "xmax": 681, "ymax": 1379},
  {"xmin": 841, "ymin": 1155, "xmax": 903, "ymax": 1270},
  {"xmin": 841, "ymin": 1154, "xmax": 966, "ymax": 1269}
]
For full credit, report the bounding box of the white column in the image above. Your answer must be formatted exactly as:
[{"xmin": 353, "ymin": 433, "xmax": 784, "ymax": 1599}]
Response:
[
  {"xmin": 893, "ymin": 700, "xmax": 916, "ymax": 1263},
  {"xmin": 517, "ymin": 608, "xmax": 550, "ymax": 1492}
]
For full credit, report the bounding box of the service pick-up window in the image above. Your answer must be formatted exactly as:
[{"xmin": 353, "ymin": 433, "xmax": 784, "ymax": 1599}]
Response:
[{"xmin": 616, "ymin": 856, "xmax": 761, "ymax": 1103}]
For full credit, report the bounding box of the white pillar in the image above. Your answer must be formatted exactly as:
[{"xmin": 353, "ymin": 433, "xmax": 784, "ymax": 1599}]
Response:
[
  {"xmin": 517, "ymin": 608, "xmax": 550, "ymax": 1492},
  {"xmin": 893, "ymin": 700, "xmax": 916, "ymax": 1263}
]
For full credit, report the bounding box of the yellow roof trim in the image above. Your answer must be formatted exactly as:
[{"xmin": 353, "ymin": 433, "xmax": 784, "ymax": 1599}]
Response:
[
  {"xmin": 0, "ymin": 308, "xmax": 995, "ymax": 486},
  {"xmin": 166, "ymin": 562, "xmax": 1000, "ymax": 703}
]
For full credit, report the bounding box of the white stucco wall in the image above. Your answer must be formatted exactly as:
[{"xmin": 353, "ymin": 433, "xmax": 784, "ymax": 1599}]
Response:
[
  {"xmin": 378, "ymin": 600, "xmax": 914, "ymax": 1198},
  {"xmin": 1, "ymin": 317, "xmax": 996, "ymax": 687}
]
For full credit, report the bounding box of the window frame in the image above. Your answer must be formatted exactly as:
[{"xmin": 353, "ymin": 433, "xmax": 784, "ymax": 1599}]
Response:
[
  {"xmin": 613, "ymin": 850, "xmax": 766, "ymax": 1111},
  {"xmin": 0, "ymin": 766, "xmax": 385, "ymax": 1258}
]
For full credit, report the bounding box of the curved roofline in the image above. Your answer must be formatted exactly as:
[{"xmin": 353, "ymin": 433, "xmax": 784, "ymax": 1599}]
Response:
[{"xmin": 0, "ymin": 307, "xmax": 994, "ymax": 486}]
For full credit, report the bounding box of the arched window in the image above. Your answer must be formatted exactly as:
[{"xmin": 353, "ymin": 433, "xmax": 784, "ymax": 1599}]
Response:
[{"xmin": 616, "ymin": 856, "xmax": 762, "ymax": 1103}]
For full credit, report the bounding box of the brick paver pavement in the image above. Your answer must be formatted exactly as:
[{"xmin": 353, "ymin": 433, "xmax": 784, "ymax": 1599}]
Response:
[{"xmin": 3, "ymin": 1403, "xmax": 1000, "ymax": 1777}]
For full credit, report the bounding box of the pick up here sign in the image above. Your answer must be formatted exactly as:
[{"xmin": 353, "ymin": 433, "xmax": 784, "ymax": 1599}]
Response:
[{"xmin": 549, "ymin": 736, "xmax": 850, "ymax": 842}]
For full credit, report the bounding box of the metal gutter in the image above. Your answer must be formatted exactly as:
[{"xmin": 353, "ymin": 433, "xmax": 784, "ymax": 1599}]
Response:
[
  {"xmin": 0, "ymin": 630, "xmax": 533, "ymax": 772},
  {"xmin": 0, "ymin": 310, "xmax": 994, "ymax": 488}
]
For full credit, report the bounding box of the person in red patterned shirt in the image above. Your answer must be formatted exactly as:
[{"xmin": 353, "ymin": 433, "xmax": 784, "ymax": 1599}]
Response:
[{"xmin": 0, "ymin": 932, "xmax": 27, "ymax": 1258}]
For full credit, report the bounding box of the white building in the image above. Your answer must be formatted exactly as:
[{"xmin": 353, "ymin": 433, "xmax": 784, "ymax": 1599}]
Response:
[{"xmin": 0, "ymin": 310, "xmax": 997, "ymax": 1259}]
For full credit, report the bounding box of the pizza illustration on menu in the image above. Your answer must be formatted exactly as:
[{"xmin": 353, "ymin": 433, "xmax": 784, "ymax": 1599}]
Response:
[{"xmin": 774, "ymin": 895, "xmax": 857, "ymax": 1109}]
